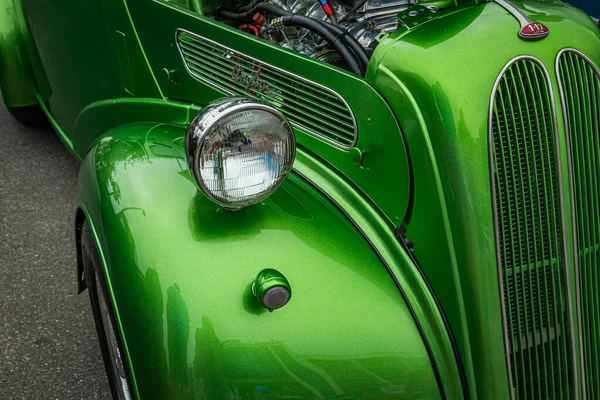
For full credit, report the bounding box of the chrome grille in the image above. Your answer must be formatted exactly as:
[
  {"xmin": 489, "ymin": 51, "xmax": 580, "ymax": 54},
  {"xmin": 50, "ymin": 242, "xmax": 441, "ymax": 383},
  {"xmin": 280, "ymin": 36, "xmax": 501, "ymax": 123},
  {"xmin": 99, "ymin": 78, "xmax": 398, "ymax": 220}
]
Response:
[
  {"xmin": 176, "ymin": 29, "xmax": 357, "ymax": 148},
  {"xmin": 490, "ymin": 57, "xmax": 575, "ymax": 399},
  {"xmin": 557, "ymin": 49, "xmax": 600, "ymax": 399}
]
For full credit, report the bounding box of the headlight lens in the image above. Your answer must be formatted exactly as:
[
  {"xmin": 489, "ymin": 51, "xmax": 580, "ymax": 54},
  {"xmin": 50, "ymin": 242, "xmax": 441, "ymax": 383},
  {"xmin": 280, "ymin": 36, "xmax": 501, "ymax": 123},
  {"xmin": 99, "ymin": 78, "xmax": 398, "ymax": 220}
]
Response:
[{"xmin": 186, "ymin": 97, "xmax": 296, "ymax": 209}]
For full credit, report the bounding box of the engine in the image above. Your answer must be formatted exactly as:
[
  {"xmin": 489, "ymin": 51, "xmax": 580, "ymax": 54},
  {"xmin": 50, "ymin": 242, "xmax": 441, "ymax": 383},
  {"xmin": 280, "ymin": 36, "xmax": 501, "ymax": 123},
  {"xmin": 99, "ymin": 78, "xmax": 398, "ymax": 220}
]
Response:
[
  {"xmin": 282, "ymin": 0, "xmax": 408, "ymax": 52},
  {"xmin": 213, "ymin": 0, "xmax": 423, "ymax": 75}
]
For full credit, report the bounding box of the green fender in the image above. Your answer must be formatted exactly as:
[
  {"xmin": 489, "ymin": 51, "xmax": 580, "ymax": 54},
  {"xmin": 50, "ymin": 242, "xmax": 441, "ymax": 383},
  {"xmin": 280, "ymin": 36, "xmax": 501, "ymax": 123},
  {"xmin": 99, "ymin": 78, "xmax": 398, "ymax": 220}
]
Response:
[
  {"xmin": 74, "ymin": 122, "xmax": 462, "ymax": 399},
  {"xmin": 0, "ymin": 0, "xmax": 37, "ymax": 108}
]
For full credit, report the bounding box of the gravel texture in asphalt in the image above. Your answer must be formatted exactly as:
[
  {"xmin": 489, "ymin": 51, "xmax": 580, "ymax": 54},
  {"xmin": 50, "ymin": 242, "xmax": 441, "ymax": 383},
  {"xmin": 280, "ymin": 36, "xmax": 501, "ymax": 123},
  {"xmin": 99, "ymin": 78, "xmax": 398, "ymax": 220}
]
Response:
[{"xmin": 0, "ymin": 101, "xmax": 111, "ymax": 399}]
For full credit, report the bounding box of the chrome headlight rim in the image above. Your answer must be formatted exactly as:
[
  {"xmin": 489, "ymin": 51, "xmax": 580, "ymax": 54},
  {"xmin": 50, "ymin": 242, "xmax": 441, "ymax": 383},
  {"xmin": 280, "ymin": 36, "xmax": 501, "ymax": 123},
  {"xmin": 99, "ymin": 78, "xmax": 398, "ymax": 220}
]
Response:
[{"xmin": 186, "ymin": 97, "xmax": 296, "ymax": 209}]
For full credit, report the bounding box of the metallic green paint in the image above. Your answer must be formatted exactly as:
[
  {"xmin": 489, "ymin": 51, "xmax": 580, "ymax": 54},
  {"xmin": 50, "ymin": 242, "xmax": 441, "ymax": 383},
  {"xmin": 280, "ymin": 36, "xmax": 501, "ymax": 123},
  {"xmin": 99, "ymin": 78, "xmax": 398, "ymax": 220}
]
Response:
[
  {"xmin": 21, "ymin": 0, "xmax": 163, "ymax": 133},
  {"xmin": 71, "ymin": 98, "xmax": 197, "ymax": 156},
  {"xmin": 10, "ymin": 0, "xmax": 52, "ymax": 100},
  {"xmin": 368, "ymin": 1, "xmax": 600, "ymax": 398},
  {"xmin": 76, "ymin": 123, "xmax": 442, "ymax": 399},
  {"xmin": 0, "ymin": 0, "xmax": 37, "ymax": 108},
  {"xmin": 2, "ymin": 0, "xmax": 599, "ymax": 397},
  {"xmin": 293, "ymin": 149, "xmax": 466, "ymax": 399}
]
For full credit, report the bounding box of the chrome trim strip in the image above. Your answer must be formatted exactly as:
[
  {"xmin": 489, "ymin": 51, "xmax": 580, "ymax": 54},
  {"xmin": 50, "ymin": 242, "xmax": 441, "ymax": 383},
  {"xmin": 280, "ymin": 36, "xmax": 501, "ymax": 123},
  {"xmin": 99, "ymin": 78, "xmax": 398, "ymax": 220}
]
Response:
[
  {"xmin": 488, "ymin": 55, "xmax": 524, "ymax": 400},
  {"xmin": 488, "ymin": 55, "xmax": 579, "ymax": 400},
  {"xmin": 493, "ymin": 0, "xmax": 532, "ymax": 28},
  {"xmin": 555, "ymin": 47, "xmax": 600, "ymax": 400},
  {"xmin": 174, "ymin": 28, "xmax": 358, "ymax": 150}
]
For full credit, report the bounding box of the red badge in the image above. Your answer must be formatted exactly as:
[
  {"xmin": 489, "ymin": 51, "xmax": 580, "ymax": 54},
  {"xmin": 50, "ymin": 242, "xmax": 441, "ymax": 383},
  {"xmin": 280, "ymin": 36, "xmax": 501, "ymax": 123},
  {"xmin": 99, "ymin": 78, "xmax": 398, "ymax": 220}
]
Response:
[{"xmin": 519, "ymin": 22, "xmax": 549, "ymax": 41}]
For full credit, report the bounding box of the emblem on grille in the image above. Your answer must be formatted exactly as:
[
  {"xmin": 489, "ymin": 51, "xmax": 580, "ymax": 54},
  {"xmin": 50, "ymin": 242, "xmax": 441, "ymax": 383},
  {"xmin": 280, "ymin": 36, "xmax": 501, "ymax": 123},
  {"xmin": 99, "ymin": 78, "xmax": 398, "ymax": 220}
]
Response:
[
  {"xmin": 518, "ymin": 22, "xmax": 549, "ymax": 41},
  {"xmin": 230, "ymin": 62, "xmax": 269, "ymax": 94}
]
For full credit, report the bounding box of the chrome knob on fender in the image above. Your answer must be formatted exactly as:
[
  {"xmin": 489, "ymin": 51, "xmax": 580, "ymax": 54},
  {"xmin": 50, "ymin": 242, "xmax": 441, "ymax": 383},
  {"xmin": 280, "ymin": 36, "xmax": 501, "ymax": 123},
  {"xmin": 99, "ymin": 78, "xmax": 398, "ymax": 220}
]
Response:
[{"xmin": 251, "ymin": 269, "xmax": 292, "ymax": 311}]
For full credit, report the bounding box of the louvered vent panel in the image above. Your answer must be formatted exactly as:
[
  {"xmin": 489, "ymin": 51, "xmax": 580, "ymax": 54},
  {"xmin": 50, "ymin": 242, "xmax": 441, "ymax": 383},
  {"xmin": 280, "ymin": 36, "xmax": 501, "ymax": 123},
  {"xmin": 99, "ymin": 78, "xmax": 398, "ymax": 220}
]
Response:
[
  {"xmin": 491, "ymin": 58, "xmax": 575, "ymax": 399},
  {"xmin": 558, "ymin": 50, "xmax": 600, "ymax": 399},
  {"xmin": 176, "ymin": 29, "xmax": 357, "ymax": 148}
]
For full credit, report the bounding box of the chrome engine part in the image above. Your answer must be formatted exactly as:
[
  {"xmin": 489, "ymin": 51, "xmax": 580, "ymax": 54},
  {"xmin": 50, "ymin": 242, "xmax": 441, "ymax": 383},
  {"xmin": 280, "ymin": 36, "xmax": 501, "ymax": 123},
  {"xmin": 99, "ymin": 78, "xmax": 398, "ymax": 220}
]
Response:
[
  {"xmin": 351, "ymin": 0, "xmax": 411, "ymax": 23},
  {"xmin": 288, "ymin": 0, "xmax": 349, "ymax": 24},
  {"xmin": 269, "ymin": 0, "xmax": 409, "ymax": 63},
  {"xmin": 339, "ymin": 18, "xmax": 390, "ymax": 50}
]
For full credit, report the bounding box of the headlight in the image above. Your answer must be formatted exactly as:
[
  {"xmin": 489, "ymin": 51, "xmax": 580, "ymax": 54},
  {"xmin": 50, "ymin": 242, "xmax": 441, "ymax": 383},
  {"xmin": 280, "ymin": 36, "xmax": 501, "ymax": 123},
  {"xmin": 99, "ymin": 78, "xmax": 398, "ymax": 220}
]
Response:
[{"xmin": 186, "ymin": 97, "xmax": 296, "ymax": 209}]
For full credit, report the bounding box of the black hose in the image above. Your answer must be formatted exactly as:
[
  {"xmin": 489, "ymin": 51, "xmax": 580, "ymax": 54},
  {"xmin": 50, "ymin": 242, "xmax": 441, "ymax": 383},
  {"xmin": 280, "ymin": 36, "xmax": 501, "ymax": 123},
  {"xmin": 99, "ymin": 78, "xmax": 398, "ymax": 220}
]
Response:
[
  {"xmin": 281, "ymin": 15, "xmax": 362, "ymax": 75},
  {"xmin": 234, "ymin": 0, "xmax": 262, "ymax": 12},
  {"xmin": 322, "ymin": 23, "xmax": 369, "ymax": 71},
  {"xmin": 238, "ymin": 1, "xmax": 369, "ymax": 70},
  {"xmin": 215, "ymin": 8, "xmax": 247, "ymax": 21},
  {"xmin": 215, "ymin": 0, "xmax": 369, "ymax": 76}
]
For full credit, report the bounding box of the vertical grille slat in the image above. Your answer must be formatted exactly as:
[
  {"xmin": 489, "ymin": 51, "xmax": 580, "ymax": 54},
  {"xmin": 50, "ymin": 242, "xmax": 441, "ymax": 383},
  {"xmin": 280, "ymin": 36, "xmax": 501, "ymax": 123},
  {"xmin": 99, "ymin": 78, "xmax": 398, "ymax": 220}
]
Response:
[
  {"xmin": 522, "ymin": 61, "xmax": 552, "ymax": 396},
  {"xmin": 491, "ymin": 57, "xmax": 575, "ymax": 399},
  {"xmin": 543, "ymin": 54, "xmax": 572, "ymax": 396},
  {"xmin": 176, "ymin": 29, "xmax": 357, "ymax": 148},
  {"xmin": 496, "ymin": 86, "xmax": 528, "ymax": 394},
  {"xmin": 526, "ymin": 60, "xmax": 562, "ymax": 399},
  {"xmin": 558, "ymin": 49, "xmax": 600, "ymax": 399},
  {"xmin": 513, "ymin": 65, "xmax": 540, "ymax": 395}
]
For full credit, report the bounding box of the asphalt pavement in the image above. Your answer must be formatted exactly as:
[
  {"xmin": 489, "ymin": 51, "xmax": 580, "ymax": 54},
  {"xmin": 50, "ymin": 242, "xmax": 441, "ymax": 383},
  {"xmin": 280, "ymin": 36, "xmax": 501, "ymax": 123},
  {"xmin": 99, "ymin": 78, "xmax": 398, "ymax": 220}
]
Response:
[{"xmin": 0, "ymin": 99, "xmax": 111, "ymax": 399}]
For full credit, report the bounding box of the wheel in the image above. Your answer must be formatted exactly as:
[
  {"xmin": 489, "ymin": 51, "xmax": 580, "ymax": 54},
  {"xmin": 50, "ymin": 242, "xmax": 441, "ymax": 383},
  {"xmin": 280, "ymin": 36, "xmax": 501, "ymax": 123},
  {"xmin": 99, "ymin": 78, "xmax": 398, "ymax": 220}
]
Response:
[
  {"xmin": 81, "ymin": 221, "xmax": 133, "ymax": 400},
  {"xmin": 7, "ymin": 104, "xmax": 49, "ymax": 128}
]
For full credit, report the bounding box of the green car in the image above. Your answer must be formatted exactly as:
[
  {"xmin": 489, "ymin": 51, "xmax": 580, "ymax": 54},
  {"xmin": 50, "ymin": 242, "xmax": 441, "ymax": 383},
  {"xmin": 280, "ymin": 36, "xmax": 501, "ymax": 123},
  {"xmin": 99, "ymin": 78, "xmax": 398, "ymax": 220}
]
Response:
[{"xmin": 1, "ymin": 0, "xmax": 599, "ymax": 398}]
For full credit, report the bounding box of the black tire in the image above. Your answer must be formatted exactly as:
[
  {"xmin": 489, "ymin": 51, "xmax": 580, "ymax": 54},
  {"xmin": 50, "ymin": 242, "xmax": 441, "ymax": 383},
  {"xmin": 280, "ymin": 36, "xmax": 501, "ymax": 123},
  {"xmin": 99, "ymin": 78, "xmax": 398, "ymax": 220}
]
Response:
[
  {"xmin": 7, "ymin": 104, "xmax": 49, "ymax": 128},
  {"xmin": 81, "ymin": 221, "xmax": 133, "ymax": 400}
]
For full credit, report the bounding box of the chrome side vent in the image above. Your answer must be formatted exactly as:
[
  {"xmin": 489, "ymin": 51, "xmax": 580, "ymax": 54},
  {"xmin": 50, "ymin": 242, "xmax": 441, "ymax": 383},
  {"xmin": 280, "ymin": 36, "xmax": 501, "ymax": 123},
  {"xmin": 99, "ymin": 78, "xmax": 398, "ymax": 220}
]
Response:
[
  {"xmin": 176, "ymin": 29, "xmax": 357, "ymax": 149},
  {"xmin": 489, "ymin": 56, "xmax": 576, "ymax": 399}
]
